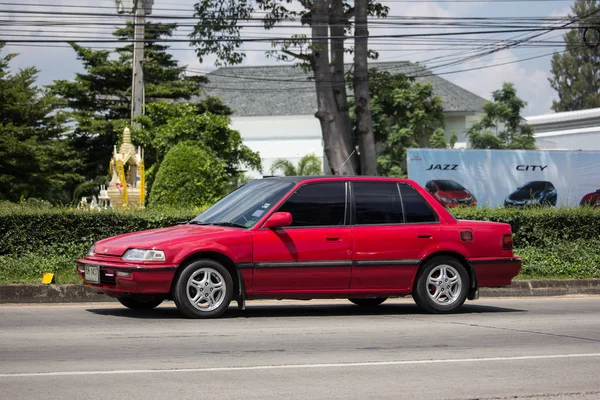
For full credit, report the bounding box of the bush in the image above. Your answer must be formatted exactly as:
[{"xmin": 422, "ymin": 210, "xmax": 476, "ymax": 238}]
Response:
[
  {"xmin": 149, "ymin": 142, "xmax": 228, "ymax": 208},
  {"xmin": 517, "ymin": 240, "xmax": 600, "ymax": 279},
  {"xmin": 451, "ymin": 206, "xmax": 600, "ymax": 248},
  {"xmin": 0, "ymin": 205, "xmax": 599, "ymax": 283},
  {"xmin": 0, "ymin": 207, "xmax": 198, "ymax": 256}
]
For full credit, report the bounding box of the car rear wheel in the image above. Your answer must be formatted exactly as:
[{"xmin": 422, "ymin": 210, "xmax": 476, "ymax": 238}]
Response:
[
  {"xmin": 117, "ymin": 294, "xmax": 164, "ymax": 310},
  {"xmin": 348, "ymin": 297, "xmax": 388, "ymax": 307},
  {"xmin": 412, "ymin": 256, "xmax": 468, "ymax": 314},
  {"xmin": 173, "ymin": 259, "xmax": 233, "ymax": 319}
]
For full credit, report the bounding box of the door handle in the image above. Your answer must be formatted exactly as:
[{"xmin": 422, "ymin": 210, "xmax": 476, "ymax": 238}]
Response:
[
  {"xmin": 417, "ymin": 235, "xmax": 432, "ymax": 239},
  {"xmin": 326, "ymin": 237, "xmax": 341, "ymax": 242}
]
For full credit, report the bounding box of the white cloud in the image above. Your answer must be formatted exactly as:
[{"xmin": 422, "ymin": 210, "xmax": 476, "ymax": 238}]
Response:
[{"xmin": 449, "ymin": 50, "xmax": 557, "ymax": 116}]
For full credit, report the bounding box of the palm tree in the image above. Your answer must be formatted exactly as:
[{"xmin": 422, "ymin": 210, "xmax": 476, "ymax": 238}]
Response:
[{"xmin": 270, "ymin": 153, "xmax": 323, "ymax": 176}]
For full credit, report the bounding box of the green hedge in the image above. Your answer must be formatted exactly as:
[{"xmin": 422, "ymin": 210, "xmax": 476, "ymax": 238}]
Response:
[
  {"xmin": 0, "ymin": 207, "xmax": 198, "ymax": 256},
  {"xmin": 0, "ymin": 205, "xmax": 599, "ymax": 283},
  {"xmin": 451, "ymin": 206, "xmax": 600, "ymax": 247}
]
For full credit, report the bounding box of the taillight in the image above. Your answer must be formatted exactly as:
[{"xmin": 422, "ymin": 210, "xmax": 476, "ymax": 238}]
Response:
[{"xmin": 502, "ymin": 234, "xmax": 513, "ymax": 250}]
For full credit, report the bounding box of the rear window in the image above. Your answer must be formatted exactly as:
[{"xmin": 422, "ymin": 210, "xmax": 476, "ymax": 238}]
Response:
[
  {"xmin": 353, "ymin": 182, "xmax": 404, "ymax": 225},
  {"xmin": 399, "ymin": 184, "xmax": 438, "ymax": 223}
]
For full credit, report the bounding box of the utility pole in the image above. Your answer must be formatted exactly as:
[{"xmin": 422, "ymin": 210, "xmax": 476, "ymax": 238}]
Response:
[
  {"xmin": 116, "ymin": 0, "xmax": 153, "ymax": 127},
  {"xmin": 131, "ymin": 0, "xmax": 145, "ymax": 128}
]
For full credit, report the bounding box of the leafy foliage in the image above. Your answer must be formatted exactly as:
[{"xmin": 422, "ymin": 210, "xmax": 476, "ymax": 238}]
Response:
[
  {"xmin": 49, "ymin": 23, "xmax": 207, "ymax": 188},
  {"xmin": 136, "ymin": 101, "xmax": 261, "ymax": 195},
  {"xmin": 1, "ymin": 205, "xmax": 600, "ymax": 283},
  {"xmin": 270, "ymin": 153, "xmax": 323, "ymax": 176},
  {"xmin": 150, "ymin": 142, "xmax": 229, "ymax": 208},
  {"xmin": 0, "ymin": 44, "xmax": 83, "ymax": 204},
  {"xmin": 450, "ymin": 206, "xmax": 600, "ymax": 248},
  {"xmin": 352, "ymin": 70, "xmax": 446, "ymax": 177},
  {"xmin": 549, "ymin": 0, "xmax": 600, "ymax": 112},
  {"xmin": 467, "ymin": 83, "xmax": 536, "ymax": 150}
]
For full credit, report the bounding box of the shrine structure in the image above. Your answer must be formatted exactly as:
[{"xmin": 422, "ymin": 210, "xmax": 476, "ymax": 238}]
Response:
[{"xmin": 106, "ymin": 127, "xmax": 145, "ymax": 209}]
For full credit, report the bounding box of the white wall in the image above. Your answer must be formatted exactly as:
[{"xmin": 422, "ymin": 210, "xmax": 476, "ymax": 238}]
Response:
[
  {"xmin": 535, "ymin": 128, "xmax": 600, "ymax": 151},
  {"xmin": 230, "ymin": 115, "xmax": 324, "ymax": 178},
  {"xmin": 231, "ymin": 113, "xmax": 484, "ymax": 176}
]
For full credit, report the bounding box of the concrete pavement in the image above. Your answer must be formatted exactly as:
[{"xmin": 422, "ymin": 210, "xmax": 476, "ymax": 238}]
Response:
[{"xmin": 1, "ymin": 296, "xmax": 600, "ymax": 399}]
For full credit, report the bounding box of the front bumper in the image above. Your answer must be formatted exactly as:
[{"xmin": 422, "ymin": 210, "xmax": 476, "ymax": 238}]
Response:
[{"xmin": 76, "ymin": 258, "xmax": 177, "ymax": 297}]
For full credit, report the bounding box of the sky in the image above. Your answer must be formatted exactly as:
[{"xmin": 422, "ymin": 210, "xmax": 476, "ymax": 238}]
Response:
[{"xmin": 4, "ymin": 0, "xmax": 577, "ymax": 116}]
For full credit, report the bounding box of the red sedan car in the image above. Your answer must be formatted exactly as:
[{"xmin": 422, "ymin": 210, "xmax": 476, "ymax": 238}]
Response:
[
  {"xmin": 580, "ymin": 189, "xmax": 600, "ymax": 207},
  {"xmin": 77, "ymin": 177, "xmax": 521, "ymax": 318}
]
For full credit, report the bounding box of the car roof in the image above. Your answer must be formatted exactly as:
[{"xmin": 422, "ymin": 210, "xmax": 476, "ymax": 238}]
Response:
[{"xmin": 262, "ymin": 176, "xmax": 413, "ymax": 184}]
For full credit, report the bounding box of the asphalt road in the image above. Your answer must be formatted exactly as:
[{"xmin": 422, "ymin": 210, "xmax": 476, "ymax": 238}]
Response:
[{"xmin": 1, "ymin": 296, "xmax": 600, "ymax": 400}]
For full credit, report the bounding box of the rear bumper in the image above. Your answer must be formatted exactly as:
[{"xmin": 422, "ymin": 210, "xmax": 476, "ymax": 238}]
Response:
[
  {"xmin": 76, "ymin": 259, "xmax": 177, "ymax": 297},
  {"xmin": 469, "ymin": 257, "xmax": 522, "ymax": 287}
]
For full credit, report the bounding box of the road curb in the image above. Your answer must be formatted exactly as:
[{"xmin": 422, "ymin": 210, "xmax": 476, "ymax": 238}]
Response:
[{"xmin": 1, "ymin": 279, "xmax": 600, "ymax": 303}]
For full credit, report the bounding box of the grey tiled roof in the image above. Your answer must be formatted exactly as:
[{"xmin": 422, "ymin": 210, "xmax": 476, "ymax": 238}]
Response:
[{"xmin": 195, "ymin": 61, "xmax": 485, "ymax": 117}]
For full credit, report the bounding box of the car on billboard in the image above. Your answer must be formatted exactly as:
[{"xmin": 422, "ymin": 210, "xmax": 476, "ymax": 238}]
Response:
[
  {"xmin": 580, "ymin": 189, "xmax": 600, "ymax": 207},
  {"xmin": 504, "ymin": 181, "xmax": 557, "ymax": 208},
  {"xmin": 424, "ymin": 180, "xmax": 477, "ymax": 208}
]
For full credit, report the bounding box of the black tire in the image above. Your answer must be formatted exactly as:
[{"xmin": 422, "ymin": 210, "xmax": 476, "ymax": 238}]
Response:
[
  {"xmin": 412, "ymin": 256, "xmax": 469, "ymax": 314},
  {"xmin": 172, "ymin": 259, "xmax": 234, "ymax": 319},
  {"xmin": 117, "ymin": 294, "xmax": 164, "ymax": 310},
  {"xmin": 348, "ymin": 297, "xmax": 388, "ymax": 307}
]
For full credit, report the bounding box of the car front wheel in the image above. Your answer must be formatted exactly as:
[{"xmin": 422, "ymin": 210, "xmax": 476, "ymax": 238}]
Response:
[
  {"xmin": 348, "ymin": 297, "xmax": 388, "ymax": 307},
  {"xmin": 412, "ymin": 256, "xmax": 469, "ymax": 314},
  {"xmin": 117, "ymin": 294, "xmax": 164, "ymax": 310},
  {"xmin": 173, "ymin": 259, "xmax": 233, "ymax": 319}
]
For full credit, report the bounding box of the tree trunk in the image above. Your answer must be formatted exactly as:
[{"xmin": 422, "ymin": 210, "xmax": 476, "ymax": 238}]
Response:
[
  {"xmin": 329, "ymin": 0, "xmax": 359, "ymax": 173},
  {"xmin": 311, "ymin": 0, "xmax": 357, "ymax": 175},
  {"xmin": 353, "ymin": 0, "xmax": 378, "ymax": 176}
]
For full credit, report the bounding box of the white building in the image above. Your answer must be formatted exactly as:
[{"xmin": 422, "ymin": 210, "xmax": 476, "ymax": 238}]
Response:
[
  {"xmin": 199, "ymin": 62, "xmax": 486, "ymax": 177},
  {"xmin": 525, "ymin": 108, "xmax": 600, "ymax": 151}
]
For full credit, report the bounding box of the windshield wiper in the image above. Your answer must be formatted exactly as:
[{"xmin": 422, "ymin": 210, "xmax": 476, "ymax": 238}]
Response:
[
  {"xmin": 209, "ymin": 221, "xmax": 248, "ymax": 229},
  {"xmin": 187, "ymin": 220, "xmax": 247, "ymax": 229}
]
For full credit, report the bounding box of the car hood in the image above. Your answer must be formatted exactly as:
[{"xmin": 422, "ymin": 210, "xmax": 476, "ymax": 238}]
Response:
[
  {"xmin": 438, "ymin": 190, "xmax": 472, "ymax": 200},
  {"xmin": 508, "ymin": 189, "xmax": 542, "ymax": 201},
  {"xmin": 94, "ymin": 224, "xmax": 240, "ymax": 257}
]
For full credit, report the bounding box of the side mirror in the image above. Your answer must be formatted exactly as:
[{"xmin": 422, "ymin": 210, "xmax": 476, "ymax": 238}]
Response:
[{"xmin": 263, "ymin": 212, "xmax": 292, "ymax": 229}]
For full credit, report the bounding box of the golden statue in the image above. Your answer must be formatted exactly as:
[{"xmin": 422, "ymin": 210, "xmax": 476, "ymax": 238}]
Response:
[{"xmin": 105, "ymin": 127, "xmax": 145, "ymax": 209}]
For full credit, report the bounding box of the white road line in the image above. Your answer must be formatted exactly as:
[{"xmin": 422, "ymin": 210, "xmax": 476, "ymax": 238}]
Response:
[{"xmin": 2, "ymin": 353, "xmax": 600, "ymax": 378}]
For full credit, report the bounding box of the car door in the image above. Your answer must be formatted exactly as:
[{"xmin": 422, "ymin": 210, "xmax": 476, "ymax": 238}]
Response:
[
  {"xmin": 350, "ymin": 181, "xmax": 440, "ymax": 292},
  {"xmin": 252, "ymin": 181, "xmax": 353, "ymax": 293}
]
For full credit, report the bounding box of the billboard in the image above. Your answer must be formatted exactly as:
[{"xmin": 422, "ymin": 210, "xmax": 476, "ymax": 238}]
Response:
[{"xmin": 406, "ymin": 149, "xmax": 600, "ymax": 208}]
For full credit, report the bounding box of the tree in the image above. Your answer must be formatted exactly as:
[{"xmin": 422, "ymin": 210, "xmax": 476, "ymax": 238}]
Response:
[
  {"xmin": 50, "ymin": 22, "xmax": 207, "ymax": 186},
  {"xmin": 190, "ymin": 0, "xmax": 389, "ymax": 175},
  {"xmin": 467, "ymin": 82, "xmax": 536, "ymax": 150},
  {"xmin": 549, "ymin": 0, "xmax": 600, "ymax": 112},
  {"xmin": 135, "ymin": 101, "xmax": 262, "ymax": 199},
  {"xmin": 352, "ymin": 70, "xmax": 446, "ymax": 177},
  {"xmin": 0, "ymin": 44, "xmax": 82, "ymax": 204},
  {"xmin": 150, "ymin": 142, "xmax": 228, "ymax": 208},
  {"xmin": 270, "ymin": 153, "xmax": 323, "ymax": 176}
]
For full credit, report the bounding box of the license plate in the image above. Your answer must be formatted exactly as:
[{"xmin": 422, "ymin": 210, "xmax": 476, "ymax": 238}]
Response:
[{"xmin": 84, "ymin": 265, "xmax": 100, "ymax": 284}]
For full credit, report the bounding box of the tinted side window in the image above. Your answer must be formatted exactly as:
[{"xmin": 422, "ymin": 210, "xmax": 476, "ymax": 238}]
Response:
[
  {"xmin": 353, "ymin": 182, "xmax": 404, "ymax": 225},
  {"xmin": 278, "ymin": 182, "xmax": 346, "ymax": 227},
  {"xmin": 399, "ymin": 184, "xmax": 437, "ymax": 223}
]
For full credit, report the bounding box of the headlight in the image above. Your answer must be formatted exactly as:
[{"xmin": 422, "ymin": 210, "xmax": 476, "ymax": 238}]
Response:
[
  {"xmin": 440, "ymin": 197, "xmax": 457, "ymax": 203},
  {"xmin": 88, "ymin": 244, "xmax": 96, "ymax": 256},
  {"xmin": 122, "ymin": 249, "xmax": 166, "ymax": 262}
]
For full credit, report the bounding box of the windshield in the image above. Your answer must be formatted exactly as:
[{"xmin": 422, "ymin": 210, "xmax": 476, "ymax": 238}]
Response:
[
  {"xmin": 519, "ymin": 181, "xmax": 547, "ymax": 191},
  {"xmin": 191, "ymin": 179, "xmax": 295, "ymax": 228},
  {"xmin": 436, "ymin": 180, "xmax": 465, "ymax": 191}
]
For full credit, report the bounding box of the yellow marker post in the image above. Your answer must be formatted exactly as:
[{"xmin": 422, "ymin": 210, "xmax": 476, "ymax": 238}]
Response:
[{"xmin": 41, "ymin": 273, "xmax": 55, "ymax": 285}]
